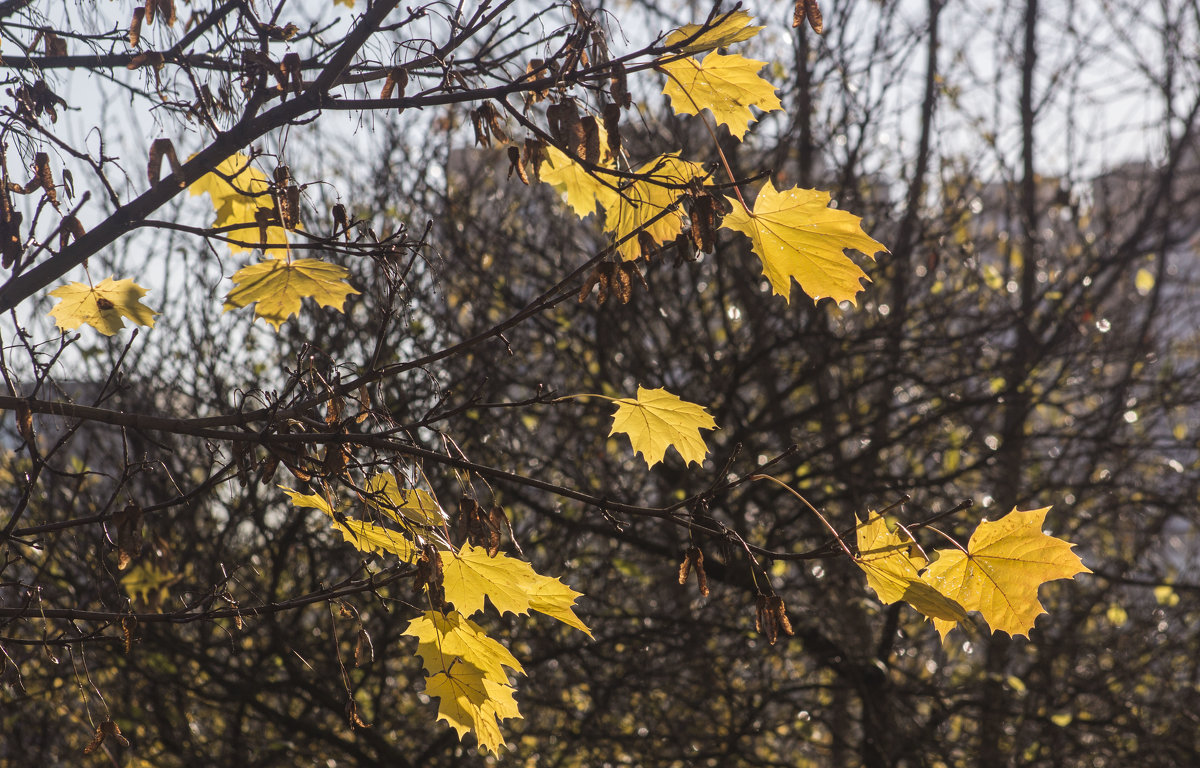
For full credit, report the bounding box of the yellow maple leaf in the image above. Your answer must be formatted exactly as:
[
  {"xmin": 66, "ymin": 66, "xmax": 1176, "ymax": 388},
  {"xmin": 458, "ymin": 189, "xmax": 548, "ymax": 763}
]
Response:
[
  {"xmin": 921, "ymin": 507, "xmax": 1091, "ymax": 638},
  {"xmin": 363, "ymin": 473, "xmax": 447, "ymax": 527},
  {"xmin": 604, "ymin": 154, "xmax": 707, "ymax": 260},
  {"xmin": 722, "ymin": 180, "xmax": 887, "ymax": 304},
  {"xmin": 854, "ymin": 513, "xmax": 968, "ymax": 622},
  {"xmin": 224, "ymin": 258, "xmax": 359, "ymax": 330},
  {"xmin": 404, "ymin": 610, "xmax": 525, "ymax": 681},
  {"xmin": 425, "ymin": 665, "xmax": 520, "ymax": 754},
  {"xmin": 333, "ymin": 0, "xmax": 355, "ymax": 6},
  {"xmin": 609, "ymin": 385, "xmax": 717, "ymax": 468},
  {"xmin": 121, "ymin": 561, "xmax": 180, "ymax": 607},
  {"xmin": 48, "ymin": 277, "xmax": 158, "ymax": 336},
  {"xmin": 664, "ymin": 10, "xmax": 764, "ymax": 54},
  {"xmin": 660, "ymin": 52, "xmax": 782, "ymax": 140},
  {"xmin": 281, "ymin": 486, "xmax": 418, "ymax": 562},
  {"xmin": 541, "ymin": 140, "xmax": 619, "ymax": 218},
  {"xmin": 439, "ymin": 544, "xmax": 592, "ymax": 636},
  {"xmin": 189, "ymin": 153, "xmax": 290, "ymax": 255}
]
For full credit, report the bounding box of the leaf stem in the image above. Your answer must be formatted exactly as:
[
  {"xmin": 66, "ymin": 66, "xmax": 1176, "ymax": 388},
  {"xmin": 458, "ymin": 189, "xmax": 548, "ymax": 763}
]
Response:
[
  {"xmin": 749, "ymin": 474, "xmax": 853, "ymax": 557},
  {"xmin": 657, "ymin": 60, "xmax": 751, "ymax": 213}
]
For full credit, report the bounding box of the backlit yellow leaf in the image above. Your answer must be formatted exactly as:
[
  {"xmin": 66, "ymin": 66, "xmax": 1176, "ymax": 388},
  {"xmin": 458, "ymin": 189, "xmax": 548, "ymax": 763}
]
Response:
[
  {"xmin": 610, "ymin": 385, "xmax": 717, "ymax": 468},
  {"xmin": 541, "ymin": 127, "xmax": 619, "ymax": 218},
  {"xmin": 48, "ymin": 277, "xmax": 157, "ymax": 336},
  {"xmin": 604, "ymin": 154, "xmax": 707, "ymax": 260},
  {"xmin": 921, "ymin": 507, "xmax": 1090, "ymax": 638},
  {"xmin": 664, "ymin": 11, "xmax": 763, "ymax": 54},
  {"xmin": 189, "ymin": 153, "xmax": 290, "ymax": 255},
  {"xmin": 281, "ymin": 486, "xmax": 418, "ymax": 562},
  {"xmin": 404, "ymin": 610, "xmax": 525, "ymax": 681},
  {"xmin": 439, "ymin": 544, "xmax": 591, "ymax": 636},
  {"xmin": 854, "ymin": 513, "xmax": 968, "ymax": 622},
  {"xmin": 363, "ymin": 473, "xmax": 447, "ymax": 527},
  {"xmin": 660, "ymin": 52, "xmax": 782, "ymax": 140},
  {"xmin": 224, "ymin": 258, "xmax": 359, "ymax": 330},
  {"xmin": 722, "ymin": 180, "xmax": 887, "ymax": 304},
  {"xmin": 425, "ymin": 664, "xmax": 520, "ymax": 754}
]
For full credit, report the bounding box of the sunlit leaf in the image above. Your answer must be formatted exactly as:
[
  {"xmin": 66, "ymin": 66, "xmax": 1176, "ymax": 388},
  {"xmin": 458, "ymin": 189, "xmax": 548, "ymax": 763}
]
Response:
[
  {"xmin": 189, "ymin": 153, "xmax": 290, "ymax": 255},
  {"xmin": 722, "ymin": 180, "xmax": 887, "ymax": 304},
  {"xmin": 922, "ymin": 507, "xmax": 1090, "ymax": 638},
  {"xmin": 609, "ymin": 386, "xmax": 717, "ymax": 468},
  {"xmin": 424, "ymin": 664, "xmax": 520, "ymax": 754},
  {"xmin": 281, "ymin": 486, "xmax": 418, "ymax": 562},
  {"xmin": 604, "ymin": 154, "xmax": 707, "ymax": 260},
  {"xmin": 664, "ymin": 11, "xmax": 763, "ymax": 53},
  {"xmin": 660, "ymin": 52, "xmax": 782, "ymax": 140},
  {"xmin": 405, "ymin": 610, "xmax": 525, "ymax": 681},
  {"xmin": 48, "ymin": 277, "xmax": 157, "ymax": 336},
  {"xmin": 854, "ymin": 513, "xmax": 968, "ymax": 622},
  {"xmin": 224, "ymin": 258, "xmax": 359, "ymax": 330},
  {"xmin": 364, "ymin": 472, "xmax": 447, "ymax": 527},
  {"xmin": 439, "ymin": 545, "xmax": 591, "ymax": 636}
]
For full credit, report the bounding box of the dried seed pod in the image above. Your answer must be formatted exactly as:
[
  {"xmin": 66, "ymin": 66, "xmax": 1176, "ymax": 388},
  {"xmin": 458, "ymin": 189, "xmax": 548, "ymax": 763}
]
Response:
[
  {"xmin": 347, "ymin": 700, "xmax": 370, "ymax": 729},
  {"xmin": 611, "ymin": 259, "xmax": 632, "ymax": 303},
  {"xmin": 602, "ymin": 102, "xmax": 622, "ymax": 158},
  {"xmin": 525, "ymin": 58, "xmax": 550, "ymax": 102},
  {"xmin": 479, "ymin": 101, "xmax": 508, "ymax": 143},
  {"xmin": 128, "ymin": 8, "xmax": 145, "ymax": 45},
  {"xmin": 1, "ymin": 180, "xmax": 22, "ymax": 268},
  {"xmin": 523, "ymin": 138, "xmax": 546, "ymax": 182},
  {"xmin": 332, "ymin": 203, "xmax": 350, "ymax": 239},
  {"xmin": 279, "ymin": 52, "xmax": 303, "ymax": 94},
  {"xmin": 755, "ymin": 593, "xmax": 776, "ymax": 645},
  {"xmin": 354, "ymin": 628, "xmax": 374, "ymax": 667},
  {"xmin": 257, "ymin": 453, "xmax": 279, "ymax": 484},
  {"xmin": 26, "ymin": 153, "xmax": 57, "ymax": 209},
  {"xmin": 113, "ymin": 502, "xmax": 144, "ymax": 571},
  {"xmin": 488, "ymin": 504, "xmax": 517, "ymax": 552},
  {"xmin": 546, "ymin": 101, "xmax": 576, "ymax": 148},
  {"xmin": 127, "ymin": 51, "xmax": 165, "ymax": 70},
  {"xmin": 768, "ymin": 594, "xmax": 793, "ymax": 637},
  {"xmin": 637, "ymin": 230, "xmax": 659, "ymax": 260},
  {"xmin": 610, "ymin": 61, "xmax": 631, "ymax": 109},
  {"xmin": 415, "ymin": 545, "xmax": 446, "ymax": 611},
  {"xmin": 678, "ymin": 546, "xmax": 709, "ymax": 596},
  {"xmin": 507, "ymin": 145, "xmax": 528, "ymax": 184},
  {"xmin": 147, "ymin": 138, "xmax": 182, "ymax": 186},
  {"xmin": 121, "ymin": 616, "xmax": 136, "ymax": 654},
  {"xmin": 15, "ymin": 401, "xmax": 34, "ymax": 446},
  {"xmin": 581, "ymin": 115, "xmax": 601, "ymax": 165},
  {"xmin": 470, "ymin": 108, "xmax": 490, "ymax": 148},
  {"xmin": 689, "ymin": 193, "xmax": 719, "ymax": 253},
  {"xmin": 677, "ymin": 551, "xmax": 692, "ymax": 585},
  {"xmin": 380, "ymin": 67, "xmax": 407, "ymax": 100},
  {"xmin": 42, "ymin": 30, "xmax": 67, "ymax": 58},
  {"xmin": 58, "ymin": 215, "xmax": 85, "ymax": 252},
  {"xmin": 579, "ymin": 265, "xmax": 604, "ymax": 303},
  {"xmin": 621, "ymin": 261, "xmax": 648, "ymax": 292},
  {"xmin": 798, "ymin": 0, "xmax": 823, "ymax": 34}
]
